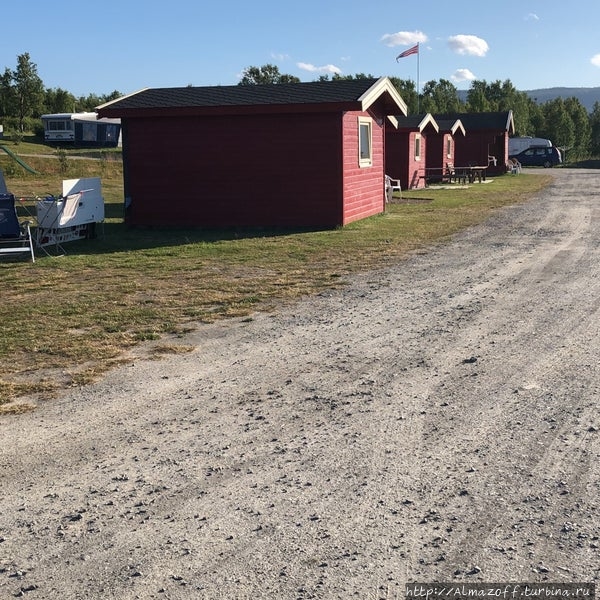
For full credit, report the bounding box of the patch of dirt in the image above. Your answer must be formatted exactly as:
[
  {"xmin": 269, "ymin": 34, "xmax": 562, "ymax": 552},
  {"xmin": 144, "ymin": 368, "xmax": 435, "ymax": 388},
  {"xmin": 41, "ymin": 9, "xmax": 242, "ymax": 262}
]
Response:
[{"xmin": 1, "ymin": 169, "xmax": 599, "ymax": 599}]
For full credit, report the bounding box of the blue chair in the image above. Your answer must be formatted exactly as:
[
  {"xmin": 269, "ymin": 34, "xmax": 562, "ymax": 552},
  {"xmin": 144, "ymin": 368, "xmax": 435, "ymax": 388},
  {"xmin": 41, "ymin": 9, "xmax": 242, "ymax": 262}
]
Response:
[{"xmin": 0, "ymin": 193, "xmax": 35, "ymax": 262}]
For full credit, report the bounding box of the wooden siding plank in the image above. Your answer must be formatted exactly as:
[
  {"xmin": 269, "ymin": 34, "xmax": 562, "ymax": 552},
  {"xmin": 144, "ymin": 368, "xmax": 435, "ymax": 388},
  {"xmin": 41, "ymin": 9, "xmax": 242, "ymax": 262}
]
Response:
[
  {"xmin": 124, "ymin": 113, "xmax": 344, "ymax": 227},
  {"xmin": 341, "ymin": 111, "xmax": 385, "ymax": 225}
]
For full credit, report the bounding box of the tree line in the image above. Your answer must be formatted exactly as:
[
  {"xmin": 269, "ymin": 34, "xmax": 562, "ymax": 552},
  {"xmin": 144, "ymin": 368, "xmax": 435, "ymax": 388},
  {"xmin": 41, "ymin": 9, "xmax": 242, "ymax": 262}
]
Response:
[
  {"xmin": 240, "ymin": 64, "xmax": 600, "ymax": 160},
  {"xmin": 0, "ymin": 53, "xmax": 121, "ymax": 136},
  {"xmin": 2, "ymin": 54, "xmax": 600, "ymax": 159}
]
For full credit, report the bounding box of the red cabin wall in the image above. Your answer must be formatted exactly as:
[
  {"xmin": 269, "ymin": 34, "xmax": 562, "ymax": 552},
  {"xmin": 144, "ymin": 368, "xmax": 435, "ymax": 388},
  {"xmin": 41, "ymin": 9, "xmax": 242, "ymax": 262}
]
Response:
[
  {"xmin": 384, "ymin": 128, "xmax": 427, "ymax": 190},
  {"xmin": 341, "ymin": 110, "xmax": 386, "ymax": 225},
  {"xmin": 455, "ymin": 131, "xmax": 508, "ymax": 174},
  {"xmin": 426, "ymin": 133, "xmax": 456, "ymax": 171},
  {"xmin": 121, "ymin": 108, "xmax": 387, "ymax": 228},
  {"xmin": 122, "ymin": 112, "xmax": 345, "ymax": 228}
]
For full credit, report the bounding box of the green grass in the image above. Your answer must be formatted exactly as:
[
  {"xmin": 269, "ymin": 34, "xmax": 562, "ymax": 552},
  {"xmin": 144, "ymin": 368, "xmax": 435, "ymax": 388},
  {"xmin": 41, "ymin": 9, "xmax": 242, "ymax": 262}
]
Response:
[
  {"xmin": 1, "ymin": 133, "xmax": 123, "ymax": 158},
  {"xmin": 0, "ymin": 150, "xmax": 553, "ymax": 409}
]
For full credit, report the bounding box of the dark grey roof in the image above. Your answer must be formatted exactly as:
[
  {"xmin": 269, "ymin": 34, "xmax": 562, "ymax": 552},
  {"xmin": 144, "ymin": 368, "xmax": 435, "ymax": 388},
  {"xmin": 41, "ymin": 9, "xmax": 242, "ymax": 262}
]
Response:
[
  {"xmin": 99, "ymin": 78, "xmax": 384, "ymax": 113},
  {"xmin": 435, "ymin": 118, "xmax": 461, "ymax": 130},
  {"xmin": 435, "ymin": 111, "xmax": 514, "ymax": 132},
  {"xmin": 395, "ymin": 115, "xmax": 427, "ymax": 128},
  {"xmin": 393, "ymin": 113, "xmax": 439, "ymax": 132}
]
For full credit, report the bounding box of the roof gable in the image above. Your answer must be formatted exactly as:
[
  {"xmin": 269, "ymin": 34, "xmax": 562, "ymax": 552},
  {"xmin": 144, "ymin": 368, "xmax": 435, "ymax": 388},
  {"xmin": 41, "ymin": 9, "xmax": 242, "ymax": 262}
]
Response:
[
  {"xmin": 435, "ymin": 111, "xmax": 514, "ymax": 134},
  {"xmin": 389, "ymin": 113, "xmax": 439, "ymax": 133},
  {"xmin": 434, "ymin": 118, "xmax": 466, "ymax": 136},
  {"xmin": 97, "ymin": 77, "xmax": 407, "ymax": 118}
]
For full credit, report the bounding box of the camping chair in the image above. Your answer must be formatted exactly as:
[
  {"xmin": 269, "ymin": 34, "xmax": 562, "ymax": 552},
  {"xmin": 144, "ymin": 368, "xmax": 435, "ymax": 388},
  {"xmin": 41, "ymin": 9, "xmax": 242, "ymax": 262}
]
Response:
[
  {"xmin": 385, "ymin": 175, "xmax": 402, "ymax": 202},
  {"xmin": 0, "ymin": 193, "xmax": 35, "ymax": 262},
  {"xmin": 508, "ymin": 158, "xmax": 522, "ymax": 175}
]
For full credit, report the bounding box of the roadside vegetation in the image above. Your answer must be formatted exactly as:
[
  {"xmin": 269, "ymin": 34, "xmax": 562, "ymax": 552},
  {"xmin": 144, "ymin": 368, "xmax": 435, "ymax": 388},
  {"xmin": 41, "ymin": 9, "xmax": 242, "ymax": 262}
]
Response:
[{"xmin": 0, "ymin": 141, "xmax": 552, "ymax": 411}]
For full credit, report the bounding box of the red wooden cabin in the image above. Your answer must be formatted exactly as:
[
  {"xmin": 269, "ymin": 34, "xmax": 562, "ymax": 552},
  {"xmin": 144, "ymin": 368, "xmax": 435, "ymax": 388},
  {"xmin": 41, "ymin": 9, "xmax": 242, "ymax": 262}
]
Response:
[
  {"xmin": 385, "ymin": 114, "xmax": 438, "ymax": 190},
  {"xmin": 436, "ymin": 111, "xmax": 514, "ymax": 175},
  {"xmin": 425, "ymin": 117, "xmax": 466, "ymax": 176},
  {"xmin": 96, "ymin": 78, "xmax": 407, "ymax": 228}
]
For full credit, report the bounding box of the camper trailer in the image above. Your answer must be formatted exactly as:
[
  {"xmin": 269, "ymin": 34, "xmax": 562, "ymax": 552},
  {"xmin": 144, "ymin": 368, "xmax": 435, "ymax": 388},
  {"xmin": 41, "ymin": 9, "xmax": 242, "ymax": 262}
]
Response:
[
  {"xmin": 508, "ymin": 136, "xmax": 552, "ymax": 156},
  {"xmin": 41, "ymin": 113, "xmax": 121, "ymax": 147}
]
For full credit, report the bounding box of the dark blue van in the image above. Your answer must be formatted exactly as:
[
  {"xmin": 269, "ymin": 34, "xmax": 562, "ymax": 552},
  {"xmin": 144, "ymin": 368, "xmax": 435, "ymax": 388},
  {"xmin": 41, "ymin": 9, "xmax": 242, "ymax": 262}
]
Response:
[{"xmin": 510, "ymin": 145, "xmax": 562, "ymax": 168}]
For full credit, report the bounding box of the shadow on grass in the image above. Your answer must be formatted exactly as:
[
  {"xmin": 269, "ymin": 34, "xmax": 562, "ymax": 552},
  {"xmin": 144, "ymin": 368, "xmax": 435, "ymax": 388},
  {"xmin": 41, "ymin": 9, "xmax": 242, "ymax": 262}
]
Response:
[{"xmin": 37, "ymin": 220, "xmax": 334, "ymax": 257}]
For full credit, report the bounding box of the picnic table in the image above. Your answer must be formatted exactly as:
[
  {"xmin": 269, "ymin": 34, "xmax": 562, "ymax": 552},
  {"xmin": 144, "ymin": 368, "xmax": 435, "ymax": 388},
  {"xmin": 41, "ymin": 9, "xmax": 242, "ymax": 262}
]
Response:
[
  {"xmin": 423, "ymin": 166, "xmax": 458, "ymax": 185},
  {"xmin": 457, "ymin": 165, "xmax": 488, "ymax": 183},
  {"xmin": 421, "ymin": 164, "xmax": 488, "ymax": 187}
]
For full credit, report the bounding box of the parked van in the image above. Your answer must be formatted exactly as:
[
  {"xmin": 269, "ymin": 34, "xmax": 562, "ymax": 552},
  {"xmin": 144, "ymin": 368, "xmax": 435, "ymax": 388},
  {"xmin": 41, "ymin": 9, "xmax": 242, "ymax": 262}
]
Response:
[
  {"xmin": 510, "ymin": 145, "xmax": 562, "ymax": 168},
  {"xmin": 508, "ymin": 136, "xmax": 552, "ymax": 155}
]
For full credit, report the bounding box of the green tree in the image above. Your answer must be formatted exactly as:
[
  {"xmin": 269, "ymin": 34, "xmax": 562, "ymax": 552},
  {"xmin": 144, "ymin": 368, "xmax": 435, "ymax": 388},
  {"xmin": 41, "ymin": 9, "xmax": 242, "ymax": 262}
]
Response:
[
  {"xmin": 0, "ymin": 67, "xmax": 15, "ymax": 117},
  {"xmin": 466, "ymin": 81, "xmax": 491, "ymax": 112},
  {"xmin": 564, "ymin": 97, "xmax": 591, "ymax": 160},
  {"xmin": 510, "ymin": 93, "xmax": 534, "ymax": 136},
  {"xmin": 238, "ymin": 64, "xmax": 300, "ymax": 85},
  {"xmin": 590, "ymin": 102, "xmax": 600, "ymax": 156},
  {"xmin": 539, "ymin": 98, "xmax": 575, "ymax": 156},
  {"xmin": 45, "ymin": 87, "xmax": 76, "ymax": 113},
  {"xmin": 12, "ymin": 52, "xmax": 45, "ymax": 131},
  {"xmin": 75, "ymin": 90, "xmax": 122, "ymax": 112},
  {"xmin": 388, "ymin": 77, "xmax": 418, "ymax": 114},
  {"xmin": 329, "ymin": 73, "xmax": 375, "ymax": 80},
  {"xmin": 528, "ymin": 101, "xmax": 546, "ymax": 136},
  {"xmin": 420, "ymin": 79, "xmax": 463, "ymax": 114}
]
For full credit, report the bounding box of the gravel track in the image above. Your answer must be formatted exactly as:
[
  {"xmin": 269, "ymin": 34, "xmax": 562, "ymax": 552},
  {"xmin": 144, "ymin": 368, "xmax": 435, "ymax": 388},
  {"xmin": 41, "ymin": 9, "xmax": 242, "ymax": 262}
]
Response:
[{"xmin": 1, "ymin": 168, "xmax": 599, "ymax": 599}]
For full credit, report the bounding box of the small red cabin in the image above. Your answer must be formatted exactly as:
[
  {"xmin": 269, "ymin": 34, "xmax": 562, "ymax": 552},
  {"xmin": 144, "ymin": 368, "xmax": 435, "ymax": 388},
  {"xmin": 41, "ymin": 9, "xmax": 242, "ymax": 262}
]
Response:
[
  {"xmin": 436, "ymin": 111, "xmax": 514, "ymax": 175},
  {"xmin": 97, "ymin": 78, "xmax": 407, "ymax": 228},
  {"xmin": 384, "ymin": 114, "xmax": 439, "ymax": 190},
  {"xmin": 425, "ymin": 117, "xmax": 466, "ymax": 175}
]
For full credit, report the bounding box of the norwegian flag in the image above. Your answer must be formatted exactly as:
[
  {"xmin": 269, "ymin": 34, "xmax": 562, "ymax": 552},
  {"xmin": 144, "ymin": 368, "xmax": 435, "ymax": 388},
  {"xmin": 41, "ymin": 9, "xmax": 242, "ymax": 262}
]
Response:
[{"xmin": 396, "ymin": 44, "xmax": 419, "ymax": 61}]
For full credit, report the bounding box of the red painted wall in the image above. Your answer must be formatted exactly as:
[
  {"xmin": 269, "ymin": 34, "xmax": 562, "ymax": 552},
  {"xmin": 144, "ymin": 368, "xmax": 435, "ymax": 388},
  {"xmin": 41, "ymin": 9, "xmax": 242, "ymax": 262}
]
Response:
[
  {"xmin": 123, "ymin": 113, "xmax": 343, "ymax": 228},
  {"xmin": 121, "ymin": 108, "xmax": 386, "ymax": 228},
  {"xmin": 341, "ymin": 110, "xmax": 385, "ymax": 225},
  {"xmin": 426, "ymin": 133, "xmax": 455, "ymax": 171},
  {"xmin": 455, "ymin": 131, "xmax": 507, "ymax": 174},
  {"xmin": 385, "ymin": 127, "xmax": 427, "ymax": 190}
]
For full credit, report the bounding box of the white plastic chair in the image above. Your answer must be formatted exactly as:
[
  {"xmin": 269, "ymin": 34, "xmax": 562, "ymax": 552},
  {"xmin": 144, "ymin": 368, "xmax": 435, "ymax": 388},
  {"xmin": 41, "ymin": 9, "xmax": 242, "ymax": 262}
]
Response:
[{"xmin": 385, "ymin": 175, "xmax": 401, "ymax": 202}]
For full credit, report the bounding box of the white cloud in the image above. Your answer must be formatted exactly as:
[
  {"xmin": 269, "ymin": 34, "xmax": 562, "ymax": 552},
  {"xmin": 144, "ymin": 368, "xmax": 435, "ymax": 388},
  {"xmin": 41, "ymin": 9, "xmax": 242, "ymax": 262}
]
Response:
[
  {"xmin": 451, "ymin": 68, "xmax": 477, "ymax": 83},
  {"xmin": 448, "ymin": 34, "xmax": 489, "ymax": 57},
  {"xmin": 297, "ymin": 62, "xmax": 342, "ymax": 75},
  {"xmin": 271, "ymin": 52, "xmax": 290, "ymax": 61},
  {"xmin": 525, "ymin": 13, "xmax": 540, "ymax": 21},
  {"xmin": 591, "ymin": 54, "xmax": 600, "ymax": 68},
  {"xmin": 381, "ymin": 30, "xmax": 427, "ymax": 48}
]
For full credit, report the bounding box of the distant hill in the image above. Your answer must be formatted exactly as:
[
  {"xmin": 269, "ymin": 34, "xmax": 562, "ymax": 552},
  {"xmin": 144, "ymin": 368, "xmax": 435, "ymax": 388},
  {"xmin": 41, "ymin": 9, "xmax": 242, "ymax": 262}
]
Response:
[
  {"xmin": 457, "ymin": 87, "xmax": 600, "ymax": 112},
  {"xmin": 524, "ymin": 87, "xmax": 600, "ymax": 111}
]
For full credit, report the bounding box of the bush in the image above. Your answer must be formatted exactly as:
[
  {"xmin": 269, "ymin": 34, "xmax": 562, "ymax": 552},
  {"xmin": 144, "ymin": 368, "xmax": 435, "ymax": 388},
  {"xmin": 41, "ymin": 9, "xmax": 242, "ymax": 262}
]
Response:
[
  {"xmin": 56, "ymin": 147, "xmax": 69, "ymax": 174},
  {"xmin": 0, "ymin": 116, "xmax": 44, "ymax": 137},
  {"xmin": 32, "ymin": 122, "xmax": 45, "ymax": 138}
]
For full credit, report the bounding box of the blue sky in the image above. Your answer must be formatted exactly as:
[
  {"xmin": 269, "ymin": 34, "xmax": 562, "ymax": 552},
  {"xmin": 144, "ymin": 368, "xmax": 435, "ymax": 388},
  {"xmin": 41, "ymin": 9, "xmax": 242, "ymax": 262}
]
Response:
[{"xmin": 2, "ymin": 0, "xmax": 600, "ymax": 98}]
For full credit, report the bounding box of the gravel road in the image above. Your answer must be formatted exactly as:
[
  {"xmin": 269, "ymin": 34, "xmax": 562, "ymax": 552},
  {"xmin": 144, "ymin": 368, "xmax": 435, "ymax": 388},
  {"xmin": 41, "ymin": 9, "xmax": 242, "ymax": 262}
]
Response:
[{"xmin": 1, "ymin": 168, "xmax": 599, "ymax": 599}]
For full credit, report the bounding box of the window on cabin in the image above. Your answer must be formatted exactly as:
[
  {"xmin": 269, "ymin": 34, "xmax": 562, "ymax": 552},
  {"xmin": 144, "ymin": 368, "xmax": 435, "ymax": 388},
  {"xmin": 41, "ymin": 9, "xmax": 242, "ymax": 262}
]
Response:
[
  {"xmin": 414, "ymin": 134, "xmax": 422, "ymax": 160},
  {"xmin": 358, "ymin": 117, "xmax": 372, "ymax": 167},
  {"xmin": 446, "ymin": 136, "xmax": 452, "ymax": 158}
]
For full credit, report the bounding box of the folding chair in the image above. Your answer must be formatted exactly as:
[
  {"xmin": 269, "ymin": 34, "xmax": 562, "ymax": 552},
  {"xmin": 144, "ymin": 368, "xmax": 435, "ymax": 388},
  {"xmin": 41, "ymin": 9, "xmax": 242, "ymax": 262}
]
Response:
[{"xmin": 0, "ymin": 193, "xmax": 35, "ymax": 262}]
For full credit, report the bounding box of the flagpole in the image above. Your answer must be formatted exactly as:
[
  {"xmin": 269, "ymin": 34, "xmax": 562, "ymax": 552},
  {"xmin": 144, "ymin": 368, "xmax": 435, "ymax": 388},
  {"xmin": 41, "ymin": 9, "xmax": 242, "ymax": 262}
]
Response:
[{"xmin": 417, "ymin": 43, "xmax": 420, "ymax": 114}]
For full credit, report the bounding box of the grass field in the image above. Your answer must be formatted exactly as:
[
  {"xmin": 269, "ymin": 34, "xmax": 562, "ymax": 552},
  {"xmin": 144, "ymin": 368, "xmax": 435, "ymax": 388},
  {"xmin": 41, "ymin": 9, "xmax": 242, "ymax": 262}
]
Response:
[{"xmin": 0, "ymin": 143, "xmax": 553, "ymax": 411}]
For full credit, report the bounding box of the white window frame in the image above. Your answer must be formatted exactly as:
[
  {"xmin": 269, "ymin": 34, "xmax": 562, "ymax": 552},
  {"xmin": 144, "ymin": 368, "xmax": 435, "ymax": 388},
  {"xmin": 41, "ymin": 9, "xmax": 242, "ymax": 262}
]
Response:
[
  {"xmin": 414, "ymin": 133, "xmax": 422, "ymax": 161},
  {"xmin": 446, "ymin": 135, "xmax": 452, "ymax": 158},
  {"xmin": 358, "ymin": 117, "xmax": 372, "ymax": 167}
]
